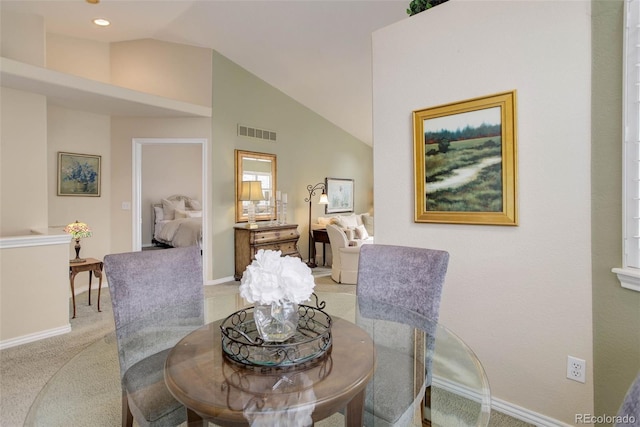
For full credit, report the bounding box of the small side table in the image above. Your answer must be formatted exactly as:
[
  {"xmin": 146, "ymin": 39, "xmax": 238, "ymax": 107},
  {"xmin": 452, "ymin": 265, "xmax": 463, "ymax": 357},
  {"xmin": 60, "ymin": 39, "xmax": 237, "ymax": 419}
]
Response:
[
  {"xmin": 312, "ymin": 228, "xmax": 330, "ymax": 266},
  {"xmin": 69, "ymin": 258, "xmax": 103, "ymax": 319}
]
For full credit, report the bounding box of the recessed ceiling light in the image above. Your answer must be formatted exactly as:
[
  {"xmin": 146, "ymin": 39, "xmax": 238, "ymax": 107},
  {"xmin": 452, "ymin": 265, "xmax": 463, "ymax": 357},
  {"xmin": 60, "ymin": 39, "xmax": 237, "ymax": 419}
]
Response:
[{"xmin": 93, "ymin": 18, "xmax": 110, "ymax": 27}]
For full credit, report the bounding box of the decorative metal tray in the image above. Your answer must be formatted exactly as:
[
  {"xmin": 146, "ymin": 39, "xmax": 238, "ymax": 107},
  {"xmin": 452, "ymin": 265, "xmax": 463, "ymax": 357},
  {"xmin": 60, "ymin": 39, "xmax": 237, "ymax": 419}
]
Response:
[{"xmin": 220, "ymin": 295, "xmax": 332, "ymax": 369}]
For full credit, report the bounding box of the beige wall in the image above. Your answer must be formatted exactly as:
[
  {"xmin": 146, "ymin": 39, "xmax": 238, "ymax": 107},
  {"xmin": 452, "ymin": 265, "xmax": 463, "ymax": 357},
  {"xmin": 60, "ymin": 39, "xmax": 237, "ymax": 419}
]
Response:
[
  {"xmin": 110, "ymin": 118, "xmax": 211, "ymax": 257},
  {"xmin": 0, "ymin": 87, "xmax": 48, "ymax": 235},
  {"xmin": 373, "ymin": 0, "xmax": 593, "ymax": 423},
  {"xmin": 1, "ymin": 19, "xmax": 373, "ymax": 347},
  {"xmin": 591, "ymin": 0, "xmax": 640, "ymax": 419},
  {"xmin": 109, "ymin": 49, "xmax": 373, "ymax": 282},
  {"xmin": 111, "ymin": 39, "xmax": 213, "ymax": 108},
  {"xmin": 46, "ymin": 33, "xmax": 110, "ymax": 83},
  {"xmin": 141, "ymin": 143, "xmax": 203, "ymax": 246},
  {"xmin": 47, "ymin": 105, "xmax": 112, "ymax": 279},
  {"xmin": 0, "ymin": 11, "xmax": 45, "ymax": 66},
  {"xmin": 0, "ymin": 241, "xmax": 70, "ymax": 344},
  {"xmin": 0, "ymin": 16, "xmax": 100, "ymax": 345},
  {"xmin": 210, "ymin": 50, "xmax": 373, "ymax": 279}
]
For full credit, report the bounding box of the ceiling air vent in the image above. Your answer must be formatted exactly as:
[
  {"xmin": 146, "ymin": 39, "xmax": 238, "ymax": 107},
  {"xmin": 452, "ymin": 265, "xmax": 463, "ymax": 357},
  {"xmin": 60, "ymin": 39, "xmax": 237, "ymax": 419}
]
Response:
[{"xmin": 238, "ymin": 124, "xmax": 277, "ymax": 142}]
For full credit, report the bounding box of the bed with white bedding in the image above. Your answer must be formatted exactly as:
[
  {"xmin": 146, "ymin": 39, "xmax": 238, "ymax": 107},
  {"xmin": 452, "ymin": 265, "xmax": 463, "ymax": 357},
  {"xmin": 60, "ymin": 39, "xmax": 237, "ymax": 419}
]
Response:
[{"xmin": 152, "ymin": 195, "xmax": 202, "ymax": 248}]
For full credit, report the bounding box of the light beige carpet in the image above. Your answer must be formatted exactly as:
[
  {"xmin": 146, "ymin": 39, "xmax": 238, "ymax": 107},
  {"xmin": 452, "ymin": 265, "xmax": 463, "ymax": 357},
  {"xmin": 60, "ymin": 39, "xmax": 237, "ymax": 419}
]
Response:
[{"xmin": 1, "ymin": 274, "xmax": 532, "ymax": 427}]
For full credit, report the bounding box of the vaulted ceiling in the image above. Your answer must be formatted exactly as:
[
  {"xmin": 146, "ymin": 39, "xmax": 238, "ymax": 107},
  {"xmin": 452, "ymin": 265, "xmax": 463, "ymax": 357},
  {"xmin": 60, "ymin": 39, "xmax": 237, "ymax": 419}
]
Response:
[{"xmin": 2, "ymin": 1, "xmax": 410, "ymax": 145}]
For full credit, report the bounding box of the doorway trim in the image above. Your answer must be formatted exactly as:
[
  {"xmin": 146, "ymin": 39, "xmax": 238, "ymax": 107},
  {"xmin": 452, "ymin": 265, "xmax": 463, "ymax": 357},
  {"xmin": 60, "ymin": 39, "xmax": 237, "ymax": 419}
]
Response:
[{"xmin": 132, "ymin": 138, "xmax": 208, "ymax": 279}]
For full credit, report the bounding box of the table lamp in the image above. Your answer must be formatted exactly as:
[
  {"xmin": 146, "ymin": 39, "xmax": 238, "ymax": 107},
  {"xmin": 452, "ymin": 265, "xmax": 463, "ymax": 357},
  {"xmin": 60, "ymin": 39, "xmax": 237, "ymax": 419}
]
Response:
[
  {"xmin": 305, "ymin": 183, "xmax": 329, "ymax": 267},
  {"xmin": 240, "ymin": 181, "xmax": 265, "ymax": 229},
  {"xmin": 64, "ymin": 220, "xmax": 92, "ymax": 263}
]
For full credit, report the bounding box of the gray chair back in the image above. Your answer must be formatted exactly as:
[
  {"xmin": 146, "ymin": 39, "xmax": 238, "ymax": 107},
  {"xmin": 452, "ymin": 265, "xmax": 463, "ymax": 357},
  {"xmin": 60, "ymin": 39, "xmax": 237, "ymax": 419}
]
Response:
[
  {"xmin": 357, "ymin": 244, "xmax": 449, "ymax": 322},
  {"xmin": 616, "ymin": 372, "xmax": 640, "ymax": 427},
  {"xmin": 356, "ymin": 244, "xmax": 449, "ymax": 426},
  {"xmin": 104, "ymin": 246, "xmax": 204, "ymax": 380}
]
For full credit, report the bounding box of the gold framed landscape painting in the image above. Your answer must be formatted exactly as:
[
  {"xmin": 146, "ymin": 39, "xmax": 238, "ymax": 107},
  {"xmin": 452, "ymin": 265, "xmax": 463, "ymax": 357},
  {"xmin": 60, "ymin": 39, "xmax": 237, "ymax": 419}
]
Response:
[
  {"xmin": 413, "ymin": 91, "xmax": 518, "ymax": 225},
  {"xmin": 57, "ymin": 152, "xmax": 101, "ymax": 197}
]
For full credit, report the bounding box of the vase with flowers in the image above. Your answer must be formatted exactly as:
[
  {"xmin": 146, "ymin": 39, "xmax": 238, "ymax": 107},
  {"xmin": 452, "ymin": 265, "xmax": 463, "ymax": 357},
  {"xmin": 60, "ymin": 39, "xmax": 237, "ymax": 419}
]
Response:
[{"xmin": 240, "ymin": 249, "xmax": 315, "ymax": 342}]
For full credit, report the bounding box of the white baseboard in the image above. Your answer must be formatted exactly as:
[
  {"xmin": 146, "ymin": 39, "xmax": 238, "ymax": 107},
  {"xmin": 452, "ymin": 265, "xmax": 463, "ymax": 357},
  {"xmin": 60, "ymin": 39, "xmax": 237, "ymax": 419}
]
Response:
[
  {"xmin": 490, "ymin": 397, "xmax": 572, "ymax": 427},
  {"xmin": 0, "ymin": 324, "xmax": 71, "ymax": 350},
  {"xmin": 433, "ymin": 376, "xmax": 569, "ymax": 427},
  {"xmin": 207, "ymin": 276, "xmax": 236, "ymax": 286}
]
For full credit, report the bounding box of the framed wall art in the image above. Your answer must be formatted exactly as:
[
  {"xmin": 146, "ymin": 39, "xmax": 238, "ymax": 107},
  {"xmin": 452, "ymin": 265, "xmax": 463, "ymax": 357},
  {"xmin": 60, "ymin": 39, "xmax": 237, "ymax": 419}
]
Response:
[
  {"xmin": 413, "ymin": 90, "xmax": 518, "ymax": 225},
  {"xmin": 57, "ymin": 152, "xmax": 101, "ymax": 197},
  {"xmin": 325, "ymin": 177, "xmax": 354, "ymax": 214}
]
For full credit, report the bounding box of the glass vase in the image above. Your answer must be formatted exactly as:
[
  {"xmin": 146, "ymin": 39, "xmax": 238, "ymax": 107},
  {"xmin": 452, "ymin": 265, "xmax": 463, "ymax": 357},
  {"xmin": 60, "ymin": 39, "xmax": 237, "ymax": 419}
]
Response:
[{"xmin": 254, "ymin": 301, "xmax": 299, "ymax": 342}]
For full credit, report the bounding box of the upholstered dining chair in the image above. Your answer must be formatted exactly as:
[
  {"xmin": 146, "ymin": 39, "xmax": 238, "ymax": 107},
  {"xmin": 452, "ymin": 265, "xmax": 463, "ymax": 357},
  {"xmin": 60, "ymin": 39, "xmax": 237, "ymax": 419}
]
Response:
[
  {"xmin": 356, "ymin": 244, "xmax": 450, "ymax": 427},
  {"xmin": 104, "ymin": 246, "xmax": 204, "ymax": 427},
  {"xmin": 616, "ymin": 372, "xmax": 640, "ymax": 427},
  {"xmin": 357, "ymin": 243, "xmax": 450, "ymax": 321}
]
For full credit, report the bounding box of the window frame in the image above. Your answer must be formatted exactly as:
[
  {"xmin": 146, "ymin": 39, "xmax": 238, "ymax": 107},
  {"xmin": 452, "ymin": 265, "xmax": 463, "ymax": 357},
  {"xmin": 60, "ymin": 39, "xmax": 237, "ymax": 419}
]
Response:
[{"xmin": 613, "ymin": 0, "xmax": 640, "ymax": 292}]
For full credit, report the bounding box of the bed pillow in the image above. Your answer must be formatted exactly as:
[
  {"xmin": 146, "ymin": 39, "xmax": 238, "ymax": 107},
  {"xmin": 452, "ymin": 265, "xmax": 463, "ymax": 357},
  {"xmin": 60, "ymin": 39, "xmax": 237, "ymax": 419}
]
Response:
[
  {"xmin": 162, "ymin": 198, "xmax": 185, "ymax": 220},
  {"xmin": 186, "ymin": 210, "xmax": 202, "ymax": 218},
  {"xmin": 362, "ymin": 214, "xmax": 374, "ymax": 236},
  {"xmin": 344, "ymin": 227, "xmax": 356, "ymax": 240},
  {"xmin": 174, "ymin": 209, "xmax": 188, "ymax": 219},
  {"xmin": 337, "ymin": 214, "xmax": 358, "ymax": 229},
  {"xmin": 154, "ymin": 206, "xmax": 164, "ymax": 222},
  {"xmin": 355, "ymin": 224, "xmax": 369, "ymax": 240},
  {"xmin": 187, "ymin": 199, "xmax": 202, "ymax": 210}
]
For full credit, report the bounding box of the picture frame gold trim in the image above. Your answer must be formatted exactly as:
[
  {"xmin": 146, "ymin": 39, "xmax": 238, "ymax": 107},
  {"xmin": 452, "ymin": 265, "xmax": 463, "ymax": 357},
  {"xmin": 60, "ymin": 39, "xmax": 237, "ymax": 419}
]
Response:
[
  {"xmin": 57, "ymin": 152, "xmax": 101, "ymax": 197},
  {"xmin": 413, "ymin": 91, "xmax": 518, "ymax": 225}
]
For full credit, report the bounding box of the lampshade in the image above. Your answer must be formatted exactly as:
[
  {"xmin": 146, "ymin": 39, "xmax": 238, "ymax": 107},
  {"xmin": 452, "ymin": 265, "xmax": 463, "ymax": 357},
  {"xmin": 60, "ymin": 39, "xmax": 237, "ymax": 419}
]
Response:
[
  {"xmin": 318, "ymin": 192, "xmax": 329, "ymax": 205},
  {"xmin": 240, "ymin": 181, "xmax": 265, "ymax": 202},
  {"xmin": 64, "ymin": 221, "xmax": 92, "ymax": 239}
]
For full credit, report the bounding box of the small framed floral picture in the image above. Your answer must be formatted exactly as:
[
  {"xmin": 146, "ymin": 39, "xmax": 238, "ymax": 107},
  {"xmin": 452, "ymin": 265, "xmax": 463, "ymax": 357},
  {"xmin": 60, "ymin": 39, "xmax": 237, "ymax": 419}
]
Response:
[{"xmin": 57, "ymin": 152, "xmax": 101, "ymax": 197}]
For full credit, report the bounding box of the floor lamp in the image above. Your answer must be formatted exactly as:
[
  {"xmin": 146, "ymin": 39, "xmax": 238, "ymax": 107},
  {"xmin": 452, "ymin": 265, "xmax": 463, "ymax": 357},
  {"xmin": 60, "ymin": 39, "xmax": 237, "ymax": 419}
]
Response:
[
  {"xmin": 240, "ymin": 181, "xmax": 265, "ymax": 229},
  {"xmin": 305, "ymin": 182, "xmax": 329, "ymax": 267}
]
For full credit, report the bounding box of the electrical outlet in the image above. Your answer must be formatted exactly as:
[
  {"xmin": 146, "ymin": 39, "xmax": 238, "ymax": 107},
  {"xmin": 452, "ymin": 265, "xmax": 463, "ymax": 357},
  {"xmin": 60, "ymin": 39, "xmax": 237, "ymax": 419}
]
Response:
[{"xmin": 567, "ymin": 356, "xmax": 586, "ymax": 383}]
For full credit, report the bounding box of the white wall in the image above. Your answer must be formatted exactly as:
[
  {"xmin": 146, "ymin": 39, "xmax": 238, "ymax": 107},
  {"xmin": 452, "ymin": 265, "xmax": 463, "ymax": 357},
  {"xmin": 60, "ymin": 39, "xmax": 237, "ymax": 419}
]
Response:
[{"xmin": 372, "ymin": 1, "xmax": 593, "ymax": 424}]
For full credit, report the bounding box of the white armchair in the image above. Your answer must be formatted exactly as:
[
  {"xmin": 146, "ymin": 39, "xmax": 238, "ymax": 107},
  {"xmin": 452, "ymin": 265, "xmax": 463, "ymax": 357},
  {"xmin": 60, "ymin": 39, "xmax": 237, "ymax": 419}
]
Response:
[{"xmin": 326, "ymin": 224, "xmax": 362, "ymax": 284}]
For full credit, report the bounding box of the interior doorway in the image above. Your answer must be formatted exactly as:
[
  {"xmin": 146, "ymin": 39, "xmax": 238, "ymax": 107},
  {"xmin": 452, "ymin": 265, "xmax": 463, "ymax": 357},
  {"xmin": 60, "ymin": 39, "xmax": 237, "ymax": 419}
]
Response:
[{"xmin": 132, "ymin": 138, "xmax": 208, "ymax": 280}]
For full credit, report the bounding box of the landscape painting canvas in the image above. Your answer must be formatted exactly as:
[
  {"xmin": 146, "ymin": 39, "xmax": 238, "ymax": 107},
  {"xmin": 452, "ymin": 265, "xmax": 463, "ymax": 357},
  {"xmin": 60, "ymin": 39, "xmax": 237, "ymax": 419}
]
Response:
[{"xmin": 413, "ymin": 91, "xmax": 517, "ymax": 225}]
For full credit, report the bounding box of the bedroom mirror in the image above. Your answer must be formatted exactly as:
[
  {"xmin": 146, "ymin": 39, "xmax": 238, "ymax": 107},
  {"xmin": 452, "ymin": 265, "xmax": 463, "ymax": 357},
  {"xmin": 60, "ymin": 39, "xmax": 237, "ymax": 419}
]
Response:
[{"xmin": 235, "ymin": 150, "xmax": 277, "ymax": 223}]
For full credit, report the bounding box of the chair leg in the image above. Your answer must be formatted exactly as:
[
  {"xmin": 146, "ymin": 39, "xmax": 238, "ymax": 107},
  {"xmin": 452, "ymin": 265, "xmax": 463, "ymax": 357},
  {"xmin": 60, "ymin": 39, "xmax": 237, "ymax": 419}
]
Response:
[
  {"xmin": 422, "ymin": 386, "xmax": 432, "ymax": 426},
  {"xmin": 122, "ymin": 392, "xmax": 133, "ymax": 427}
]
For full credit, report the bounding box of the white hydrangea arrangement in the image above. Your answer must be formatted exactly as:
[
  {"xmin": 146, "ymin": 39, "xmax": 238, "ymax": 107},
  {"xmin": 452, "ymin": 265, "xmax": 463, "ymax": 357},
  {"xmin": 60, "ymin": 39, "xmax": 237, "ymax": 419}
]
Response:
[{"xmin": 240, "ymin": 249, "xmax": 315, "ymax": 305}]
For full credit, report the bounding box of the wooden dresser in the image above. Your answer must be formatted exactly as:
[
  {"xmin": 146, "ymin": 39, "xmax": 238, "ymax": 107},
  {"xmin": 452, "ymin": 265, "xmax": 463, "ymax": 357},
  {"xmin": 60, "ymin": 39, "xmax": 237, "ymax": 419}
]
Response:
[{"xmin": 234, "ymin": 223, "xmax": 301, "ymax": 280}]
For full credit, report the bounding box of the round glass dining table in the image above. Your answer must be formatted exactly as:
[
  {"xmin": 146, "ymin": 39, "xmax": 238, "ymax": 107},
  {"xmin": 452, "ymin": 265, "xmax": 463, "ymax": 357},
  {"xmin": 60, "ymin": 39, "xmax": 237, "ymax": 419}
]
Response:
[{"xmin": 25, "ymin": 291, "xmax": 491, "ymax": 427}]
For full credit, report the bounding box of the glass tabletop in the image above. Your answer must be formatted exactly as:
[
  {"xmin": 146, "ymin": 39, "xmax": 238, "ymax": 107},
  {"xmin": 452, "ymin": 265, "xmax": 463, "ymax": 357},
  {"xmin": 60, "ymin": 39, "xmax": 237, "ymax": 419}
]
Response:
[{"xmin": 25, "ymin": 291, "xmax": 490, "ymax": 426}]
